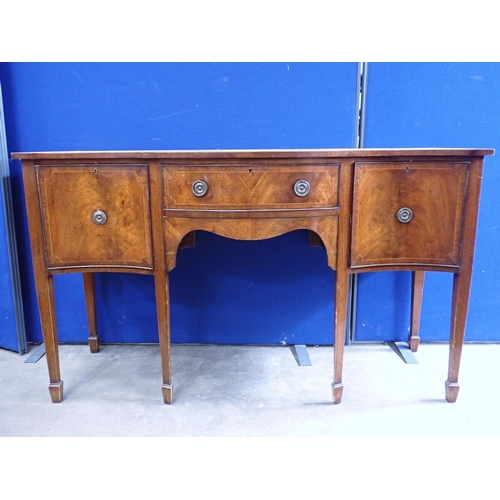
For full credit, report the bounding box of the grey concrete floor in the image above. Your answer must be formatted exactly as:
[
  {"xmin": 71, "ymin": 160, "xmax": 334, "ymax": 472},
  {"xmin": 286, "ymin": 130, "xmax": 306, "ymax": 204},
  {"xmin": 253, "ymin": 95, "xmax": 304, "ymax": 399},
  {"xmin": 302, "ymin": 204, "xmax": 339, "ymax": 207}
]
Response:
[{"xmin": 1, "ymin": 342, "xmax": 499, "ymax": 437}]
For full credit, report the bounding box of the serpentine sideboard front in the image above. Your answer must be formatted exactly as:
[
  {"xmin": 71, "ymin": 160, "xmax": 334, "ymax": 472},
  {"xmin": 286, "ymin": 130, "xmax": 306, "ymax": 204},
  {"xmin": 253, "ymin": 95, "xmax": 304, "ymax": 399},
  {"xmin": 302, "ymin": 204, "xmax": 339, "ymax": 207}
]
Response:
[{"xmin": 12, "ymin": 148, "xmax": 494, "ymax": 404}]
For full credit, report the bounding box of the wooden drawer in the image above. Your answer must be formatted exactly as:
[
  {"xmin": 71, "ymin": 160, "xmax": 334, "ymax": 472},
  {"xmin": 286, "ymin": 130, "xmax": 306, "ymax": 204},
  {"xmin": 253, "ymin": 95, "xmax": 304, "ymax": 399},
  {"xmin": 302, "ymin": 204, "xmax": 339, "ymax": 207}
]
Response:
[
  {"xmin": 162, "ymin": 164, "xmax": 339, "ymax": 210},
  {"xmin": 37, "ymin": 164, "xmax": 153, "ymax": 269},
  {"xmin": 350, "ymin": 162, "xmax": 470, "ymax": 268}
]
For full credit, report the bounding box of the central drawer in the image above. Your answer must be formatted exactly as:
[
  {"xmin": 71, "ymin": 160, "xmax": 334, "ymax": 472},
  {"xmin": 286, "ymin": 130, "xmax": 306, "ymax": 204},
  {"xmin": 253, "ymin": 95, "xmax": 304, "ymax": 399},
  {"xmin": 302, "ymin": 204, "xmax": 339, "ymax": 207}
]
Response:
[{"xmin": 162, "ymin": 164, "xmax": 339, "ymax": 210}]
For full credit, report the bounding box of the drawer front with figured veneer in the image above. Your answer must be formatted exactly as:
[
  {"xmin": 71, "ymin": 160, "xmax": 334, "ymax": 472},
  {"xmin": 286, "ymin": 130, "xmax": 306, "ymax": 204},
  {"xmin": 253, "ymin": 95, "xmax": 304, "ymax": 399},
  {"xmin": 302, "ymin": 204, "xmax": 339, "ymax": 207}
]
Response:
[
  {"xmin": 350, "ymin": 162, "xmax": 470, "ymax": 269},
  {"xmin": 37, "ymin": 164, "xmax": 153, "ymax": 270},
  {"xmin": 162, "ymin": 164, "xmax": 339, "ymax": 211}
]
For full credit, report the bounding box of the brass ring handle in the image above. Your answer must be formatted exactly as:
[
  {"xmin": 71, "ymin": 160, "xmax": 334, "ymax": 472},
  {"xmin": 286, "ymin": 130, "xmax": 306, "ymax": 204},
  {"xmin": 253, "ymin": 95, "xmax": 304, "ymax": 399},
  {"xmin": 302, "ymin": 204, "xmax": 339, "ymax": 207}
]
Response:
[
  {"xmin": 294, "ymin": 179, "xmax": 310, "ymax": 197},
  {"xmin": 397, "ymin": 207, "xmax": 413, "ymax": 223},
  {"xmin": 92, "ymin": 209, "xmax": 107, "ymax": 225},
  {"xmin": 192, "ymin": 180, "xmax": 208, "ymax": 197}
]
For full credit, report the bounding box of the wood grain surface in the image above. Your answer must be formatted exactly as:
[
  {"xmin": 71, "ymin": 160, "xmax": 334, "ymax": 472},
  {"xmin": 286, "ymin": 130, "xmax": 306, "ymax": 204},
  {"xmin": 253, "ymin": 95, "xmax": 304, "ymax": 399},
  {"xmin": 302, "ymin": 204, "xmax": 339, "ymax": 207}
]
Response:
[
  {"xmin": 351, "ymin": 162, "xmax": 469, "ymax": 268},
  {"xmin": 163, "ymin": 164, "xmax": 339, "ymax": 210},
  {"xmin": 37, "ymin": 165, "xmax": 153, "ymax": 269}
]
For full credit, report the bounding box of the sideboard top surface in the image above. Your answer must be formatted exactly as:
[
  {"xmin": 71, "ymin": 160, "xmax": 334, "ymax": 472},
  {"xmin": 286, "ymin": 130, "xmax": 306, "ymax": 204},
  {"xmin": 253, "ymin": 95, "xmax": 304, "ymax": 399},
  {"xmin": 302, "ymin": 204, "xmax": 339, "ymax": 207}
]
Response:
[{"xmin": 11, "ymin": 148, "xmax": 495, "ymax": 161}]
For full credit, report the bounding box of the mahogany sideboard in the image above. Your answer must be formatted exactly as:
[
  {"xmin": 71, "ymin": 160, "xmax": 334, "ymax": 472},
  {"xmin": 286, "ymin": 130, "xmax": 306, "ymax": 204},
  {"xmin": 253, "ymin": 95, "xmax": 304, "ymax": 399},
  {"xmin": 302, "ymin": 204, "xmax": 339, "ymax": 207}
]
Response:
[{"xmin": 12, "ymin": 148, "xmax": 494, "ymax": 405}]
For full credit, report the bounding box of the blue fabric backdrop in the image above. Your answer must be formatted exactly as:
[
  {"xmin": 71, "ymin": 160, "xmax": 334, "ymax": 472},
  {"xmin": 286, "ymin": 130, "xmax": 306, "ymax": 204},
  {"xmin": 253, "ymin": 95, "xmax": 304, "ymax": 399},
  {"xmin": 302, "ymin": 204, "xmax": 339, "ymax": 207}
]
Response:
[
  {"xmin": 355, "ymin": 62, "xmax": 500, "ymax": 342},
  {"xmin": 0, "ymin": 184, "xmax": 18, "ymax": 351},
  {"xmin": 2, "ymin": 62, "xmax": 497, "ymax": 347},
  {"xmin": 1, "ymin": 62, "xmax": 358, "ymax": 345}
]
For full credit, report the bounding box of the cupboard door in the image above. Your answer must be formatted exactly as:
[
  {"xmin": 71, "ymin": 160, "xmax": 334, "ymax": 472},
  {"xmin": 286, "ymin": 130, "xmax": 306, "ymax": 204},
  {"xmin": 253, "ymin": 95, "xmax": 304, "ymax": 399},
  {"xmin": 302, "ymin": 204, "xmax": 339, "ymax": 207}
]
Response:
[
  {"xmin": 351, "ymin": 162, "xmax": 469, "ymax": 269},
  {"xmin": 37, "ymin": 164, "xmax": 153, "ymax": 270}
]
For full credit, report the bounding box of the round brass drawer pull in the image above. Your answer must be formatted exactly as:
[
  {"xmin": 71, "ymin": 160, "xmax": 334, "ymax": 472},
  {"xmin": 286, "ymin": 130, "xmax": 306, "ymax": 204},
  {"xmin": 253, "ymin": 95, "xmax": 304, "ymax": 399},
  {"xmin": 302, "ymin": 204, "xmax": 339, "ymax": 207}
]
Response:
[
  {"xmin": 294, "ymin": 179, "xmax": 310, "ymax": 197},
  {"xmin": 192, "ymin": 180, "xmax": 208, "ymax": 197},
  {"xmin": 92, "ymin": 209, "xmax": 107, "ymax": 225},
  {"xmin": 397, "ymin": 207, "xmax": 413, "ymax": 223}
]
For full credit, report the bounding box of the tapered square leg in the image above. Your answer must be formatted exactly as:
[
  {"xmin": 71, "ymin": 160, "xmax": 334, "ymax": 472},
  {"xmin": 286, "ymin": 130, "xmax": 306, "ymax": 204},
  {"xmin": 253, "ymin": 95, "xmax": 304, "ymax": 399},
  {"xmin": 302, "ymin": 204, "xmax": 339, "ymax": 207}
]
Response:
[
  {"xmin": 88, "ymin": 336, "xmax": 100, "ymax": 353},
  {"xmin": 409, "ymin": 271, "xmax": 424, "ymax": 352},
  {"xmin": 22, "ymin": 164, "xmax": 64, "ymax": 403},
  {"xmin": 446, "ymin": 267, "xmax": 474, "ymax": 403},
  {"xmin": 332, "ymin": 383, "xmax": 343, "ymax": 404},
  {"xmin": 332, "ymin": 267, "xmax": 349, "ymax": 405},
  {"xmin": 155, "ymin": 270, "xmax": 173, "ymax": 404},
  {"xmin": 445, "ymin": 380, "xmax": 460, "ymax": 403},
  {"xmin": 444, "ymin": 157, "xmax": 484, "ymax": 403},
  {"xmin": 149, "ymin": 160, "xmax": 174, "ymax": 405},
  {"xmin": 83, "ymin": 273, "xmax": 100, "ymax": 353},
  {"xmin": 162, "ymin": 384, "xmax": 173, "ymax": 404},
  {"xmin": 49, "ymin": 381, "xmax": 64, "ymax": 403}
]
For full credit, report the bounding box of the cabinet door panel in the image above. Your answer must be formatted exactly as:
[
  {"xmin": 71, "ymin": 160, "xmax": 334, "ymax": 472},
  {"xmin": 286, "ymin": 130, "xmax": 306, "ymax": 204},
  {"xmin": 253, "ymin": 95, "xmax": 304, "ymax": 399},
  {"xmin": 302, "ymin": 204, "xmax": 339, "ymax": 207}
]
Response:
[
  {"xmin": 351, "ymin": 162, "xmax": 469, "ymax": 268},
  {"xmin": 37, "ymin": 165, "xmax": 153, "ymax": 269}
]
